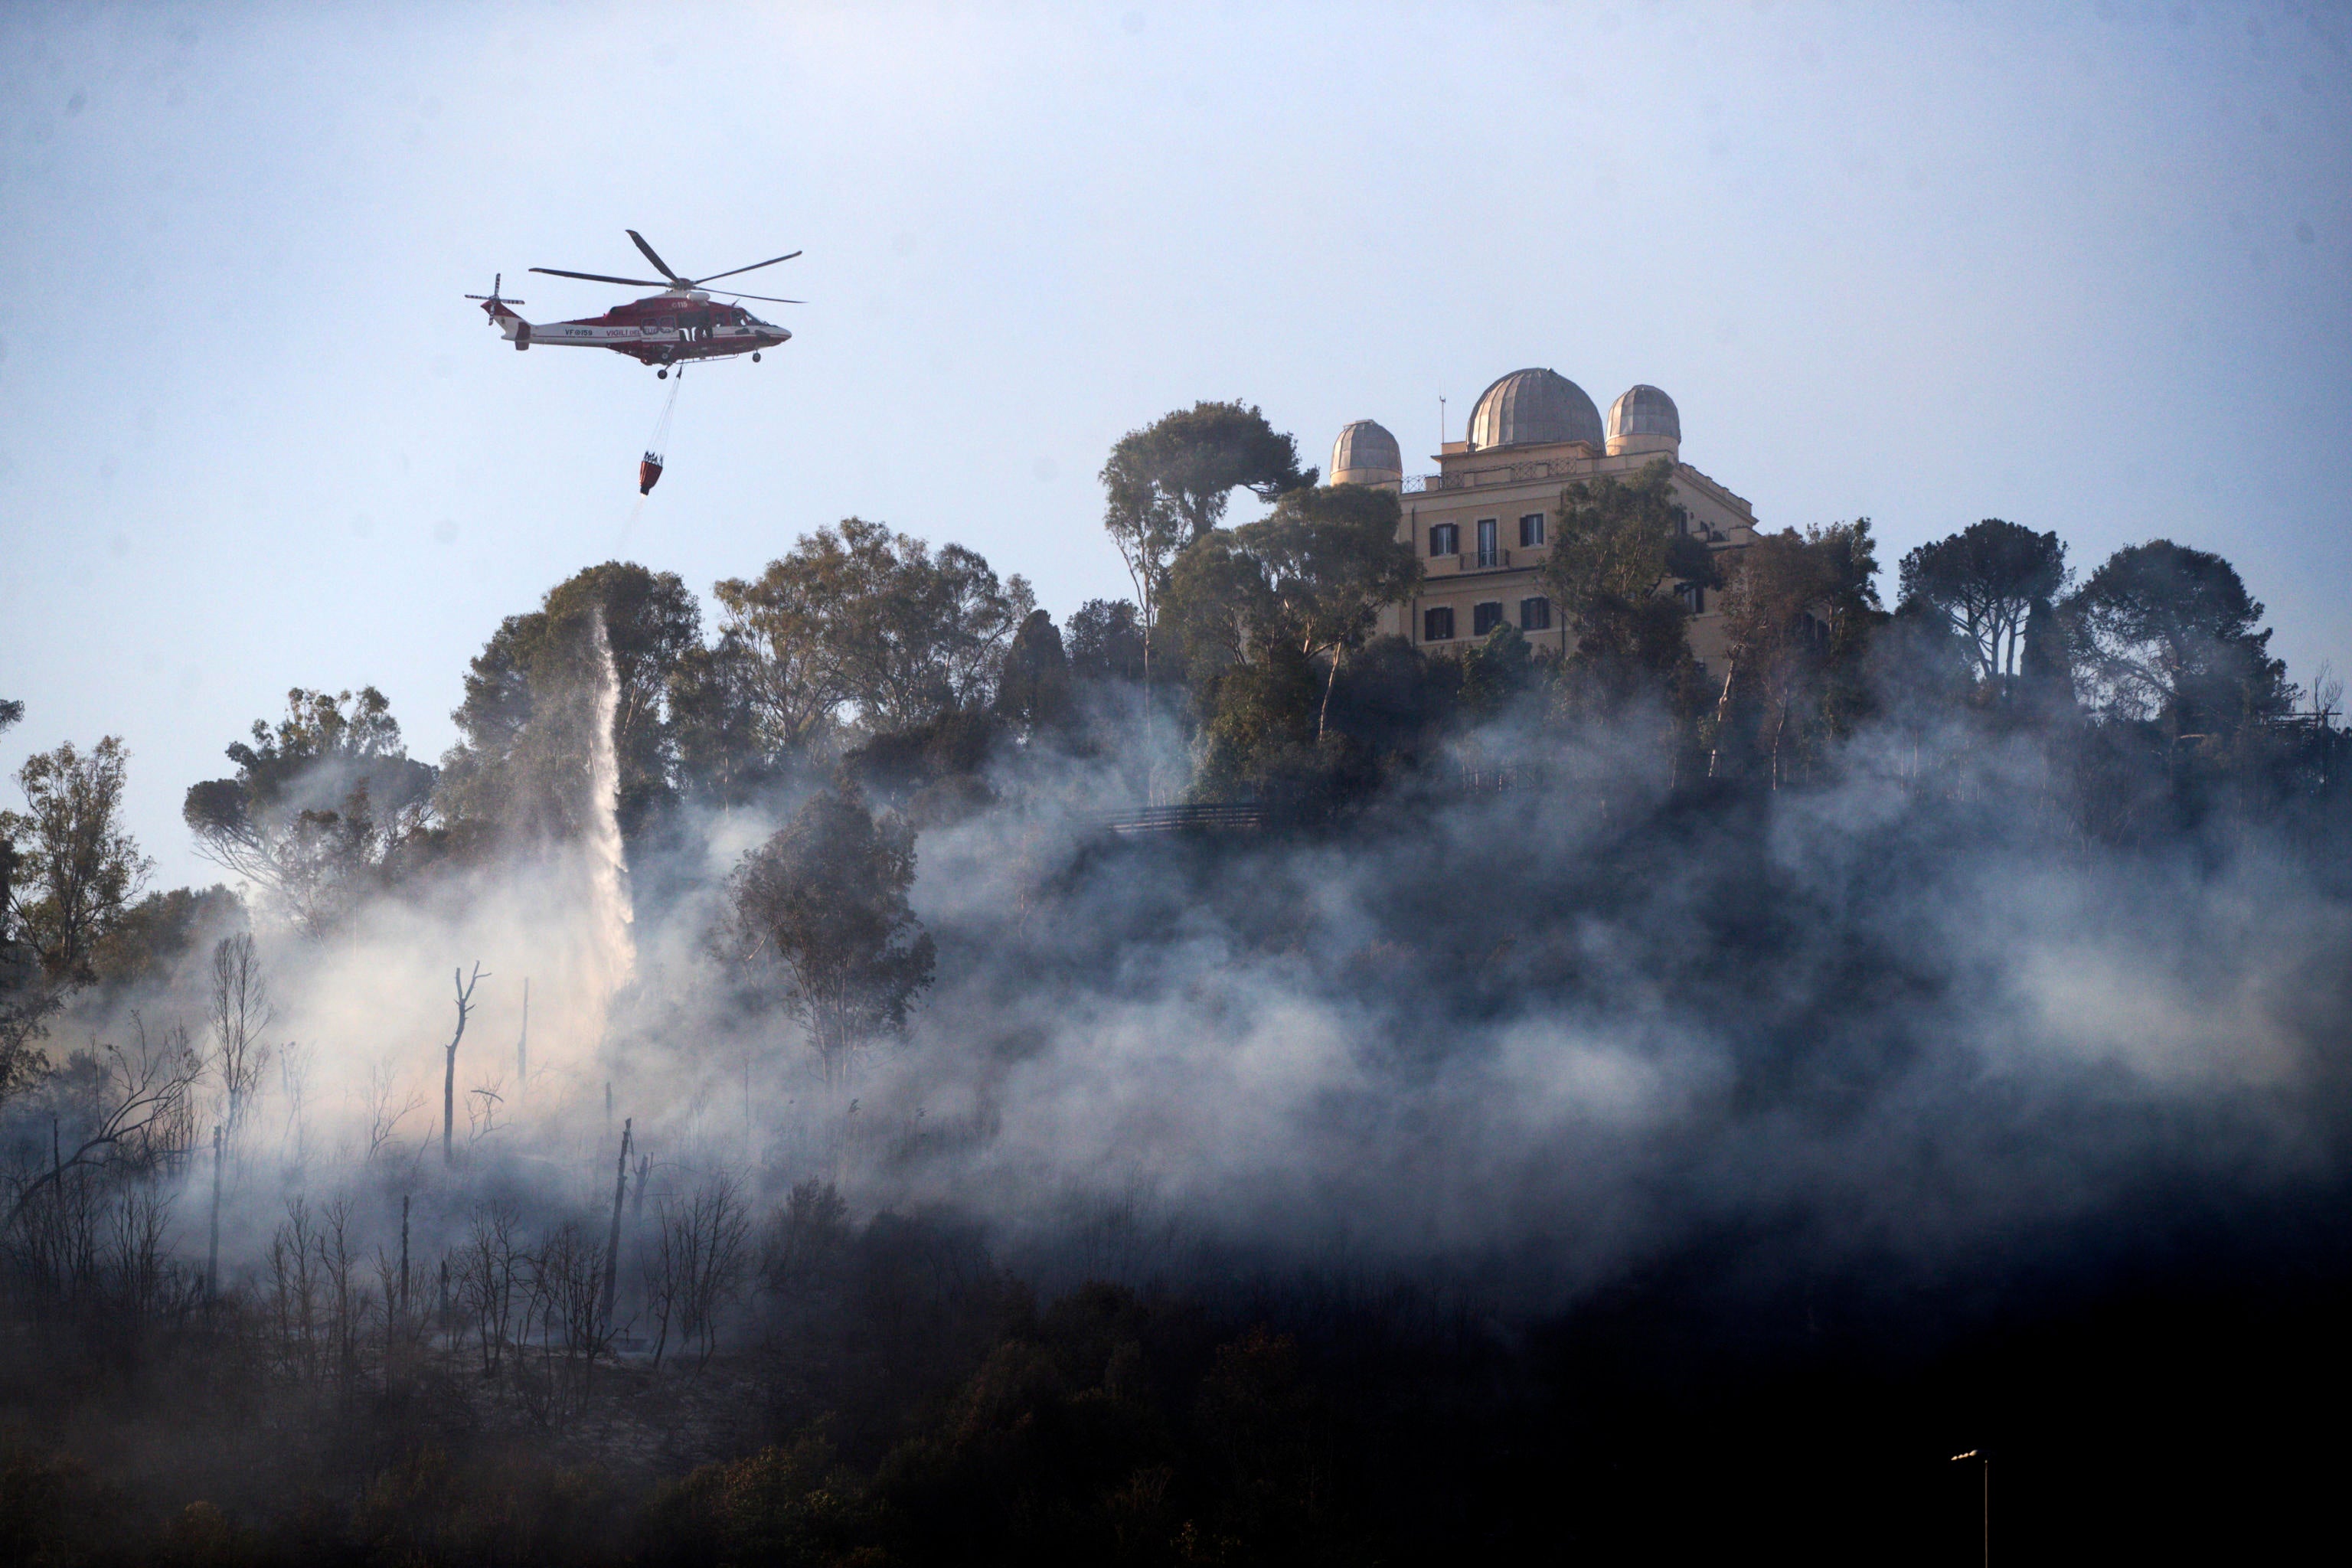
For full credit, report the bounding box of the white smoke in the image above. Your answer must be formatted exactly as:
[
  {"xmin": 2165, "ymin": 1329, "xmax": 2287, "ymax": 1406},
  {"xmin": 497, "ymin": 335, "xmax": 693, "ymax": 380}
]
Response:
[{"xmin": 24, "ymin": 671, "xmax": 2343, "ymax": 1321}]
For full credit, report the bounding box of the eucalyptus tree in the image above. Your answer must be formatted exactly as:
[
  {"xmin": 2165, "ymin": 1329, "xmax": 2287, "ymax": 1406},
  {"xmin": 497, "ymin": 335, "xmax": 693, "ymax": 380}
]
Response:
[
  {"xmin": 1540, "ymin": 458, "xmax": 1720, "ymax": 719},
  {"xmin": 437, "ymin": 563, "xmax": 701, "ymax": 848},
  {"xmin": 1231, "ymin": 483, "xmax": 1420, "ymax": 737},
  {"xmin": 1099, "ymin": 401, "xmax": 1317, "ymax": 697},
  {"xmin": 714, "ymin": 518, "xmax": 1033, "ymax": 751},
  {"xmin": 1, "ymin": 737, "xmax": 152, "ymax": 984},
  {"xmin": 722, "ymin": 787, "xmax": 935, "ymax": 1086},
  {"xmin": 1713, "ymin": 521, "xmax": 1883, "ymax": 786},
  {"xmin": 1161, "ymin": 483, "xmax": 1419, "ymax": 799}
]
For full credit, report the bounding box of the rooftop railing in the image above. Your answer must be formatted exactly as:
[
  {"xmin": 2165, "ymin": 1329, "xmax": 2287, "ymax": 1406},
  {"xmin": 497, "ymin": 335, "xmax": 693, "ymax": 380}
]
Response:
[{"xmin": 1403, "ymin": 458, "xmax": 1578, "ymax": 495}]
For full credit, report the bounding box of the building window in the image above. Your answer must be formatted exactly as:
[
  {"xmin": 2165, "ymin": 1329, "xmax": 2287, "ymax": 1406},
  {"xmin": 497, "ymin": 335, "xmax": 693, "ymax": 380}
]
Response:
[
  {"xmin": 1473, "ymin": 601, "xmax": 1504, "ymax": 637},
  {"xmin": 1475, "ymin": 518, "xmax": 1498, "ymax": 567},
  {"xmin": 1519, "ymin": 596, "xmax": 1552, "ymax": 631},
  {"xmin": 1429, "ymin": 523, "xmax": 1459, "ymax": 557},
  {"xmin": 1423, "ymin": 606, "xmax": 1455, "ymax": 642},
  {"xmin": 1519, "ymin": 512, "xmax": 1545, "ymax": 547},
  {"xmin": 1677, "ymin": 582, "xmax": 1706, "ymax": 614}
]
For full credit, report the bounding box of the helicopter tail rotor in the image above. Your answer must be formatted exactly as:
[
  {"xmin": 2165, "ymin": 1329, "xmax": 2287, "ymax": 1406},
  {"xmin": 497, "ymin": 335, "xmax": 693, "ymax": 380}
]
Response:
[
  {"xmin": 465, "ymin": 273, "xmax": 526, "ymax": 307},
  {"xmin": 468, "ymin": 275, "xmax": 533, "ymax": 347}
]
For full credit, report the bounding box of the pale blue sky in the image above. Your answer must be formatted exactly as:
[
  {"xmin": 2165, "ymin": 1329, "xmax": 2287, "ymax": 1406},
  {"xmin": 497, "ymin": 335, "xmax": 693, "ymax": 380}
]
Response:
[{"xmin": 3, "ymin": 2, "xmax": 2347, "ymax": 887}]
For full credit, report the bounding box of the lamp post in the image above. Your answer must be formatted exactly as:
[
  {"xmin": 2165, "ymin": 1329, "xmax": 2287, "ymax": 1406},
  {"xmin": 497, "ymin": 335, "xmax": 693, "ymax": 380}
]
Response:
[{"xmin": 1949, "ymin": 1449, "xmax": 1988, "ymax": 1567}]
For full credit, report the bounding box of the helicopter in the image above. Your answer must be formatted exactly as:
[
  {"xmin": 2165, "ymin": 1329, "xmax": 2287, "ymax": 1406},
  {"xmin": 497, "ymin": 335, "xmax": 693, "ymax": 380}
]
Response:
[{"xmin": 468, "ymin": 230, "xmax": 799, "ymax": 377}]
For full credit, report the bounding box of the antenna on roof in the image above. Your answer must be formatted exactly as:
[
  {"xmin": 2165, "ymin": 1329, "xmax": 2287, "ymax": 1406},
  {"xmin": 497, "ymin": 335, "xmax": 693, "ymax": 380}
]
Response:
[{"xmin": 1439, "ymin": 394, "xmax": 1447, "ymax": 450}]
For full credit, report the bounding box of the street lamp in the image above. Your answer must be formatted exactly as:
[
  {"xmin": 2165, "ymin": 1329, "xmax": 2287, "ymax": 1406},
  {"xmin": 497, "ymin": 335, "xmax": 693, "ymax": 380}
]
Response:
[{"xmin": 1950, "ymin": 1449, "xmax": 1989, "ymax": 1567}]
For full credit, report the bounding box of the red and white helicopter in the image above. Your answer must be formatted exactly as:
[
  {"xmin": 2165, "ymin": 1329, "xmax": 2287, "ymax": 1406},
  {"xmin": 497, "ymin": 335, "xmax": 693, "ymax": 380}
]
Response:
[{"xmin": 469, "ymin": 230, "xmax": 799, "ymax": 379}]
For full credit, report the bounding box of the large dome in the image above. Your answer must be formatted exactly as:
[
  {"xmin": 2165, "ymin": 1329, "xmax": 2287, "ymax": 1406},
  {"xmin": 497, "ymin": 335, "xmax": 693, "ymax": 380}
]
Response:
[
  {"xmin": 1467, "ymin": 368, "xmax": 1604, "ymax": 451},
  {"xmin": 1607, "ymin": 384, "xmax": 1681, "ymax": 452},
  {"xmin": 1329, "ymin": 419, "xmax": 1403, "ymax": 485}
]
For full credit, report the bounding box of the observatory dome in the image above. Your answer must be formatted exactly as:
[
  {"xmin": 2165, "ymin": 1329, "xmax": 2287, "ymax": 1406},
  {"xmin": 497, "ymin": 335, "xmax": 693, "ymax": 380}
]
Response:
[
  {"xmin": 1330, "ymin": 419, "xmax": 1403, "ymax": 485},
  {"xmin": 1467, "ymin": 368, "xmax": 1605, "ymax": 452},
  {"xmin": 1606, "ymin": 384, "xmax": 1681, "ymax": 457}
]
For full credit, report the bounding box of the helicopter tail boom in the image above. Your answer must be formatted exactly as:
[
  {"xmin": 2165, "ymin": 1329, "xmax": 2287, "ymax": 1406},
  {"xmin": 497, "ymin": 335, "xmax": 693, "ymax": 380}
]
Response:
[{"xmin": 475, "ymin": 296, "xmax": 537, "ymax": 351}]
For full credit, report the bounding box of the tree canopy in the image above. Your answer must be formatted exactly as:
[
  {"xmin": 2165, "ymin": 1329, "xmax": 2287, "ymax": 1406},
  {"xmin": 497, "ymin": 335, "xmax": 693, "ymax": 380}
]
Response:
[
  {"xmin": 714, "ymin": 518, "xmax": 1034, "ymax": 752},
  {"xmin": 1539, "ymin": 459, "xmax": 1718, "ymax": 720},
  {"xmin": 1066, "ymin": 599, "xmax": 1147, "ymax": 684},
  {"xmin": 1101, "ymin": 401, "xmax": 1318, "ymax": 548},
  {"xmin": 2063, "ymin": 538, "xmax": 2289, "ymax": 738},
  {"xmin": 721, "ymin": 787, "xmax": 936, "ymax": 1085},
  {"xmin": 1897, "ymin": 518, "xmax": 2068, "ymax": 691},
  {"xmin": 182, "ymin": 687, "xmax": 436, "ymax": 932},
  {"xmin": 1099, "ymin": 402, "xmax": 1318, "ymax": 694},
  {"xmin": 1543, "ymin": 460, "xmax": 1713, "ymax": 619},
  {"xmin": 438, "ymin": 563, "xmax": 701, "ymax": 848},
  {"xmin": 1165, "ymin": 484, "xmax": 1418, "ymax": 734},
  {"xmin": 994, "ymin": 609, "xmax": 1076, "ymax": 742},
  {"xmin": 1158, "ymin": 483, "xmax": 1422, "ymax": 800},
  {"xmin": 1714, "ymin": 521, "xmax": 1883, "ymax": 785},
  {"xmin": 1, "ymin": 737, "xmax": 152, "ymax": 985}
]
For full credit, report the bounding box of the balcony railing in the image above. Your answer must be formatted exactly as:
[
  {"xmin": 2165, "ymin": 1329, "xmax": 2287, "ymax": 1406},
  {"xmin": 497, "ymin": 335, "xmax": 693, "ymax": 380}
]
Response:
[{"xmin": 1429, "ymin": 548, "xmax": 1526, "ymax": 573}]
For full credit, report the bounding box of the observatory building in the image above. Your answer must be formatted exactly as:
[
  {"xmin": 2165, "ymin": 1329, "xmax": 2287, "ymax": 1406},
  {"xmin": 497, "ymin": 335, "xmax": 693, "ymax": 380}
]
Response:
[{"xmin": 1329, "ymin": 369, "xmax": 1759, "ymax": 673}]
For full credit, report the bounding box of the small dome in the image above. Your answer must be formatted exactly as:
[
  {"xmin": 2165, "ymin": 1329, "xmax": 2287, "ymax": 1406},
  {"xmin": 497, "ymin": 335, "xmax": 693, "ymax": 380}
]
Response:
[
  {"xmin": 1467, "ymin": 368, "xmax": 1604, "ymax": 451},
  {"xmin": 1607, "ymin": 384, "xmax": 1681, "ymax": 447},
  {"xmin": 1329, "ymin": 419, "xmax": 1403, "ymax": 484}
]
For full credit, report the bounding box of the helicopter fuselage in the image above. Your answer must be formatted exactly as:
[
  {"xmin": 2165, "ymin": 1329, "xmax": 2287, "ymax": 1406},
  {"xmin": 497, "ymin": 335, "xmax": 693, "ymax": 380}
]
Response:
[{"xmin": 480, "ymin": 289, "xmax": 789, "ymax": 367}]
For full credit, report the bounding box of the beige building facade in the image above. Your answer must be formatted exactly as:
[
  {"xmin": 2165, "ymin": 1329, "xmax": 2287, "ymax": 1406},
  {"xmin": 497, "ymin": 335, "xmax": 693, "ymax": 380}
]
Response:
[{"xmin": 1329, "ymin": 368, "xmax": 1760, "ymax": 677}]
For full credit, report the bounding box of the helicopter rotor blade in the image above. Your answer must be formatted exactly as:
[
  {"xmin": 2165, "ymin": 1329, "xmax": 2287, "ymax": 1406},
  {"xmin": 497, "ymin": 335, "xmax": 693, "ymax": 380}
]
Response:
[
  {"xmin": 710, "ymin": 291, "xmax": 803, "ymax": 304},
  {"xmin": 530, "ymin": 267, "xmax": 669, "ymax": 287},
  {"xmin": 464, "ymin": 295, "xmax": 526, "ymax": 304},
  {"xmin": 626, "ymin": 229, "xmax": 685, "ymax": 283},
  {"xmin": 692, "ymin": 250, "xmax": 802, "ymax": 285}
]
